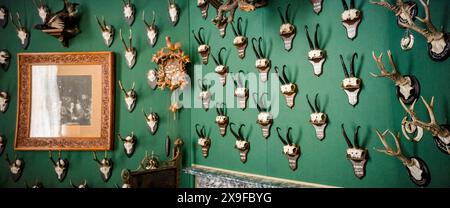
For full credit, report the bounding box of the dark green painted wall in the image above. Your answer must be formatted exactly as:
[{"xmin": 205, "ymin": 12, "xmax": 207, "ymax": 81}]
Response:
[
  {"xmin": 189, "ymin": 0, "xmax": 450, "ymax": 188},
  {"xmin": 0, "ymin": 0, "xmax": 193, "ymax": 188},
  {"xmin": 0, "ymin": 0, "xmax": 449, "ymax": 188}
]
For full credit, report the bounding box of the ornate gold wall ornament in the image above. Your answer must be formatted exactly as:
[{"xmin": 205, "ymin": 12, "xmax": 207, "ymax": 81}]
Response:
[{"xmin": 152, "ymin": 36, "xmax": 191, "ymax": 91}]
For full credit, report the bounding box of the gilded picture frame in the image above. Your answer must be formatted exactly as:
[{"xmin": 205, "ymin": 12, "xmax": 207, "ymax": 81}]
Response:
[{"xmin": 15, "ymin": 52, "xmax": 115, "ymax": 151}]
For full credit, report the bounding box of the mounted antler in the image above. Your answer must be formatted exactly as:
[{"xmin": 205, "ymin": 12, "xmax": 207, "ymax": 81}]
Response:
[
  {"xmin": 375, "ymin": 129, "xmax": 413, "ymax": 165},
  {"xmin": 371, "ymin": 50, "xmax": 420, "ymax": 104},
  {"xmin": 230, "ymin": 122, "xmax": 246, "ymax": 141},
  {"xmin": 307, "ymin": 94, "xmax": 328, "ymax": 140},
  {"xmin": 92, "ymin": 152, "xmax": 102, "ymax": 165},
  {"xmin": 400, "ymin": 96, "xmax": 450, "ymax": 140},
  {"xmin": 374, "ymin": 129, "xmax": 432, "ymax": 186},
  {"xmin": 118, "ymin": 80, "xmax": 136, "ymax": 112},
  {"xmin": 371, "ymin": 0, "xmax": 449, "ymax": 61},
  {"xmin": 371, "ymin": 50, "xmax": 406, "ymax": 83},
  {"xmin": 306, "ymin": 94, "xmax": 320, "ymax": 113}
]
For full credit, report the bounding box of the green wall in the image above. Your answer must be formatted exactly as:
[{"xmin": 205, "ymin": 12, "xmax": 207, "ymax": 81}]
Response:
[
  {"xmin": 189, "ymin": 0, "xmax": 450, "ymax": 188},
  {"xmin": 1, "ymin": 0, "xmax": 449, "ymax": 188},
  {"xmin": 0, "ymin": 0, "xmax": 193, "ymax": 188}
]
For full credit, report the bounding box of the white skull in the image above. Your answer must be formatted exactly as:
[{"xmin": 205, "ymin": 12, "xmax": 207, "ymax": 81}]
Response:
[
  {"xmin": 55, "ymin": 165, "xmax": 64, "ymax": 179},
  {"xmin": 0, "ymin": 51, "xmax": 9, "ymax": 64},
  {"xmin": 256, "ymin": 59, "xmax": 270, "ymax": 68},
  {"xmin": 122, "ymin": 184, "xmax": 131, "ymax": 188},
  {"xmin": 100, "ymin": 166, "xmax": 110, "ymax": 179},
  {"xmin": 341, "ymin": 9, "xmax": 361, "ymax": 21},
  {"xmin": 11, "ymin": 162, "xmax": 21, "ymax": 174},
  {"xmin": 124, "ymin": 5, "xmax": 133, "ymax": 18},
  {"xmin": 0, "ymin": 92, "xmax": 8, "ymax": 112},
  {"xmin": 430, "ymin": 36, "xmax": 447, "ymax": 54},
  {"xmin": 310, "ymin": 112, "xmax": 326, "ymax": 124},
  {"xmin": 308, "ymin": 49, "xmax": 324, "ymax": 60},
  {"xmin": 235, "ymin": 140, "xmax": 248, "ymax": 150},
  {"xmin": 198, "ymin": 137, "xmax": 209, "ymax": 146},
  {"xmin": 280, "ymin": 23, "xmax": 295, "ymax": 35},
  {"xmin": 18, "ymin": 30, "xmax": 28, "ymax": 45},
  {"xmin": 102, "ymin": 29, "xmax": 113, "ymax": 44},
  {"xmin": 124, "ymin": 141, "xmax": 134, "ymax": 154},
  {"xmin": 233, "ymin": 36, "xmax": 247, "ymax": 45},
  {"xmin": 0, "ymin": 9, "xmax": 5, "ymax": 20},
  {"xmin": 406, "ymin": 158, "xmax": 424, "ymax": 181},
  {"xmin": 125, "ymin": 94, "xmax": 135, "ymax": 111},
  {"xmin": 215, "ymin": 65, "xmax": 226, "ymax": 73},
  {"xmin": 169, "ymin": 5, "xmax": 178, "ymax": 23},
  {"xmin": 38, "ymin": 7, "xmax": 48, "ymax": 23},
  {"xmin": 342, "ymin": 77, "xmax": 361, "ymax": 89},
  {"xmin": 283, "ymin": 145, "xmax": 297, "ymax": 155},
  {"xmin": 147, "ymin": 28, "xmax": 157, "ymax": 44},
  {"xmin": 197, "ymin": 0, "xmax": 206, "ymax": 6},
  {"xmin": 198, "ymin": 44, "xmax": 209, "ymax": 53},
  {"xmin": 280, "ymin": 83, "xmax": 296, "ymax": 94},
  {"xmin": 257, "ymin": 112, "xmax": 272, "ymax": 124},
  {"xmin": 124, "ymin": 50, "xmax": 135, "ymax": 68},
  {"xmin": 346, "ymin": 148, "xmax": 365, "ymax": 160},
  {"xmin": 199, "ymin": 91, "xmax": 210, "ymax": 100},
  {"xmin": 234, "ymin": 87, "xmax": 247, "ymax": 97},
  {"xmin": 215, "ymin": 115, "xmax": 228, "ymax": 124}
]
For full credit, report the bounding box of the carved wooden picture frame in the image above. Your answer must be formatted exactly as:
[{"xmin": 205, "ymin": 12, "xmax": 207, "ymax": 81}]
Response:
[{"xmin": 15, "ymin": 52, "xmax": 115, "ymax": 150}]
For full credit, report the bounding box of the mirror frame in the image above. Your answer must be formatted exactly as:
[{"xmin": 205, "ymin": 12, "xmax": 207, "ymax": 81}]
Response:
[{"xmin": 15, "ymin": 52, "xmax": 115, "ymax": 151}]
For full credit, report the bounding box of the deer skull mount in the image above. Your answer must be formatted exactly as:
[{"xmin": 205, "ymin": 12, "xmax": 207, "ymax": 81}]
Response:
[
  {"xmin": 211, "ymin": 0, "xmax": 267, "ymax": 36},
  {"xmin": 147, "ymin": 69, "xmax": 158, "ymax": 90},
  {"xmin": 198, "ymin": 79, "xmax": 211, "ymax": 111},
  {"xmin": 307, "ymin": 94, "xmax": 328, "ymax": 140},
  {"xmin": 211, "ymin": 47, "xmax": 229, "ymax": 85},
  {"xmin": 193, "ymin": 27, "xmax": 210, "ymax": 65},
  {"xmin": 168, "ymin": 0, "xmax": 180, "ymax": 26},
  {"xmin": 341, "ymin": 124, "xmax": 367, "ymax": 179},
  {"xmin": 119, "ymin": 29, "xmax": 136, "ymax": 69},
  {"xmin": 253, "ymin": 93, "xmax": 273, "ymax": 138},
  {"xmin": 0, "ymin": 6, "xmax": 8, "ymax": 28},
  {"xmin": 93, "ymin": 151, "xmax": 113, "ymax": 182},
  {"xmin": 341, "ymin": 0, "xmax": 362, "ymax": 40},
  {"xmin": 375, "ymin": 129, "xmax": 430, "ymax": 187},
  {"xmin": 118, "ymin": 132, "xmax": 136, "ymax": 158},
  {"xmin": 26, "ymin": 180, "xmax": 44, "ymax": 188},
  {"xmin": 196, "ymin": 124, "xmax": 211, "ymax": 158},
  {"xmin": 340, "ymin": 53, "xmax": 362, "ymax": 107},
  {"xmin": 310, "ymin": 0, "xmax": 323, "ymax": 14},
  {"xmin": 0, "ymin": 91, "xmax": 9, "ymax": 113},
  {"xmin": 10, "ymin": 12, "xmax": 29, "ymax": 49},
  {"xmin": 0, "ymin": 135, "xmax": 5, "ymax": 156},
  {"xmin": 118, "ymin": 80, "xmax": 137, "ymax": 113},
  {"xmin": 231, "ymin": 17, "xmax": 247, "ymax": 59},
  {"xmin": 70, "ymin": 179, "xmax": 88, "ymax": 188},
  {"xmin": 276, "ymin": 127, "xmax": 300, "ymax": 171},
  {"xmin": 305, "ymin": 24, "xmax": 326, "ymax": 76},
  {"xmin": 33, "ymin": 0, "xmax": 50, "ymax": 24},
  {"xmin": 371, "ymin": 50, "xmax": 420, "ymax": 105},
  {"xmin": 96, "ymin": 16, "xmax": 114, "ymax": 47},
  {"xmin": 278, "ymin": 4, "xmax": 296, "ymax": 51},
  {"xmin": 230, "ymin": 123, "xmax": 249, "ymax": 163},
  {"xmin": 142, "ymin": 10, "xmax": 159, "ymax": 47},
  {"xmin": 275, "ymin": 65, "xmax": 297, "ymax": 109},
  {"xmin": 252, "ymin": 37, "xmax": 271, "ymax": 82},
  {"xmin": 49, "ymin": 151, "xmax": 69, "ymax": 182},
  {"xmin": 5, "ymin": 154, "xmax": 24, "ymax": 182},
  {"xmin": 0, "ymin": 49, "xmax": 10, "ymax": 71},
  {"xmin": 143, "ymin": 110, "xmax": 159, "ymax": 135},
  {"xmin": 122, "ymin": 0, "xmax": 135, "ymax": 26},
  {"xmin": 233, "ymin": 71, "xmax": 249, "ymax": 110},
  {"xmin": 197, "ymin": 0, "xmax": 208, "ymax": 19},
  {"xmin": 401, "ymin": 29, "xmax": 415, "ymax": 50},
  {"xmin": 400, "ymin": 96, "xmax": 450, "ymax": 154},
  {"xmin": 215, "ymin": 103, "xmax": 229, "ymax": 137},
  {"xmin": 371, "ymin": 0, "xmax": 449, "ymax": 61}
]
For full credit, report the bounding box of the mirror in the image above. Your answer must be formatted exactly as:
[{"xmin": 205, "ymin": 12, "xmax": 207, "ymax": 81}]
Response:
[{"xmin": 16, "ymin": 52, "xmax": 115, "ymax": 150}]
